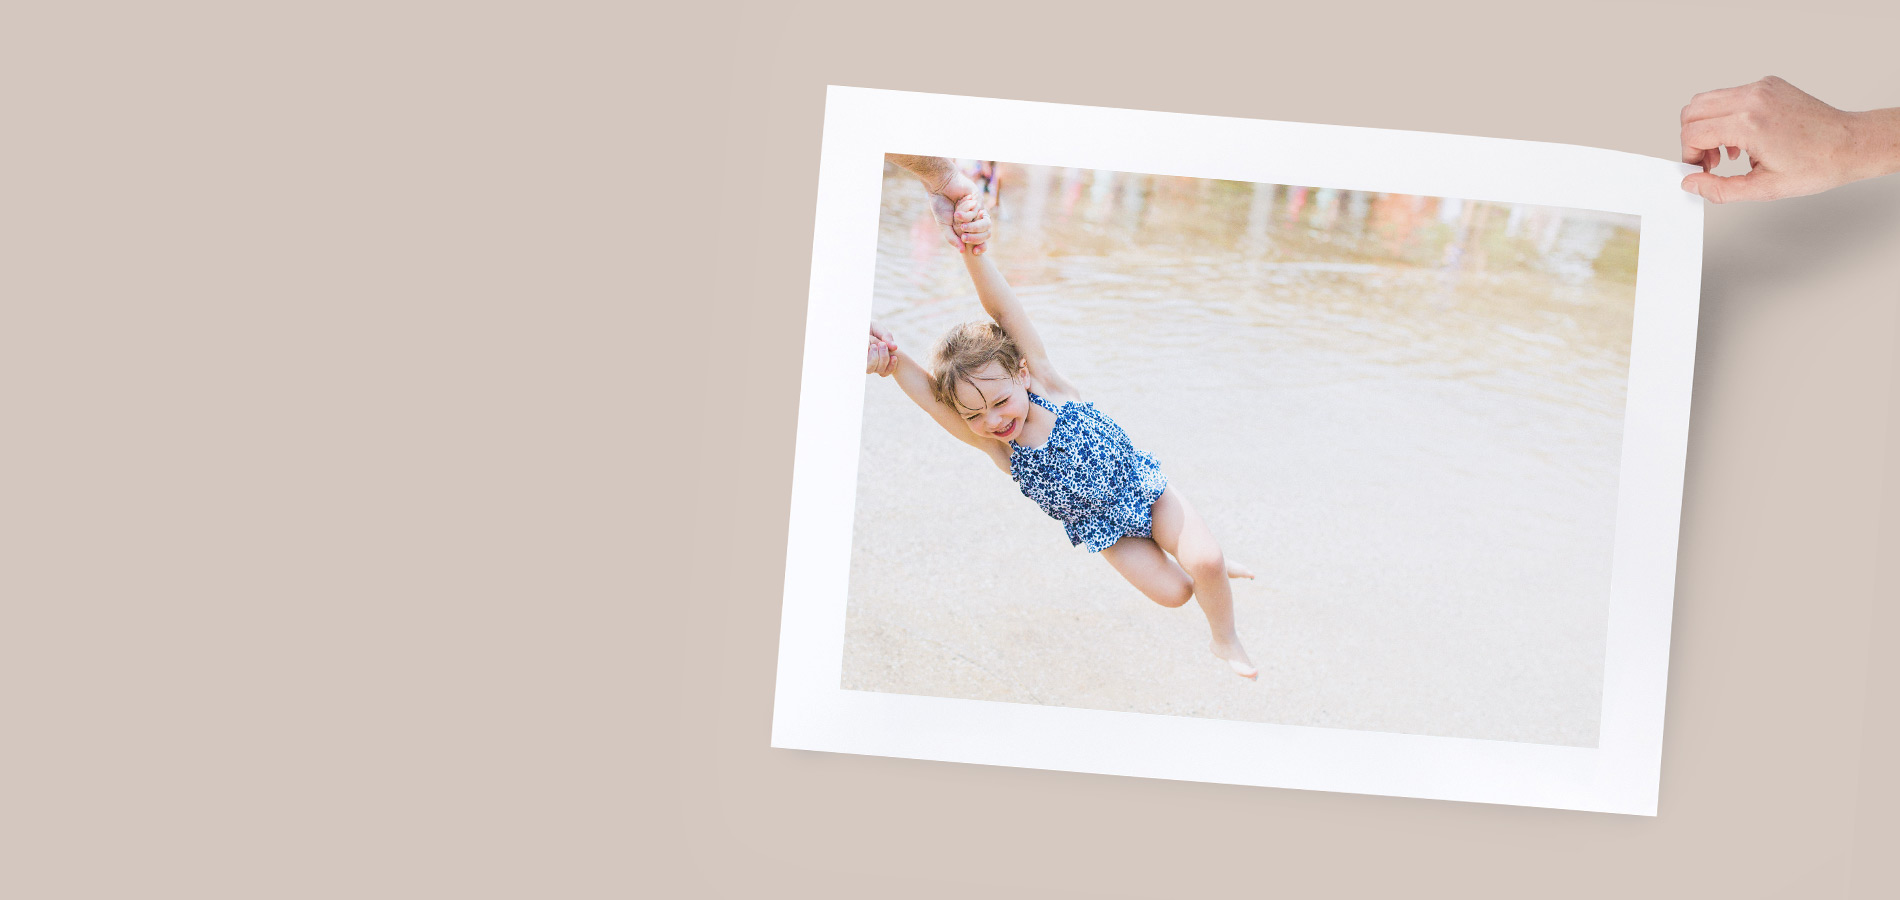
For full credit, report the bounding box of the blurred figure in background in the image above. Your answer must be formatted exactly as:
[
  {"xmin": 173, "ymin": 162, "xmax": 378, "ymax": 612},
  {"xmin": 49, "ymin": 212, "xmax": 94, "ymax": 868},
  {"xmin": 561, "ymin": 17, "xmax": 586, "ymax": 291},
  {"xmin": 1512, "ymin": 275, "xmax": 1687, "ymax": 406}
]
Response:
[{"xmin": 967, "ymin": 160, "xmax": 1001, "ymax": 210}]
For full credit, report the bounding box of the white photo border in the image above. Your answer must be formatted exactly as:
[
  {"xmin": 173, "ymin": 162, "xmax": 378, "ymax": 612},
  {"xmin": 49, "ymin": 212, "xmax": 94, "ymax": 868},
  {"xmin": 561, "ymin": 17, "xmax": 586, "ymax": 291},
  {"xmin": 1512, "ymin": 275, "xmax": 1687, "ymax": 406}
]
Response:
[{"xmin": 772, "ymin": 86, "xmax": 1703, "ymax": 816}]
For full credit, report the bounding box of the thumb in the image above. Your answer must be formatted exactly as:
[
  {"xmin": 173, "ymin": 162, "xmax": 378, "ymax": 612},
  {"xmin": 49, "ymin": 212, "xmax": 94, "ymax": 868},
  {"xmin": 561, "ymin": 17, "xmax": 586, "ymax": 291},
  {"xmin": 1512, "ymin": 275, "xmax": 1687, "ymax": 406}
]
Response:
[{"xmin": 1682, "ymin": 169, "xmax": 1787, "ymax": 204}]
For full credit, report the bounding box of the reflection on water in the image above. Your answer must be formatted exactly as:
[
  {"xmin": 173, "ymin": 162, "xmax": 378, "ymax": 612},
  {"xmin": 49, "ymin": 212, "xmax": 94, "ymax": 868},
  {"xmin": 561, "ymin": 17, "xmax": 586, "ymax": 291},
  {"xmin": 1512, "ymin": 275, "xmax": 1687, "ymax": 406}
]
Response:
[
  {"xmin": 849, "ymin": 162, "xmax": 1635, "ymax": 746},
  {"xmin": 879, "ymin": 165, "xmax": 1637, "ymax": 422}
]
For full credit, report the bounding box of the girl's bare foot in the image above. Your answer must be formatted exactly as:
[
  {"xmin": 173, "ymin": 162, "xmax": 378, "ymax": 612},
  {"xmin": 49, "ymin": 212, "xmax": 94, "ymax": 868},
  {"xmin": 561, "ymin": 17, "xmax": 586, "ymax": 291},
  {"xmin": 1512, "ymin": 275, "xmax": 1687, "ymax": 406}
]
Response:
[
  {"xmin": 1211, "ymin": 639, "xmax": 1258, "ymax": 681},
  {"xmin": 1226, "ymin": 559, "xmax": 1255, "ymax": 580}
]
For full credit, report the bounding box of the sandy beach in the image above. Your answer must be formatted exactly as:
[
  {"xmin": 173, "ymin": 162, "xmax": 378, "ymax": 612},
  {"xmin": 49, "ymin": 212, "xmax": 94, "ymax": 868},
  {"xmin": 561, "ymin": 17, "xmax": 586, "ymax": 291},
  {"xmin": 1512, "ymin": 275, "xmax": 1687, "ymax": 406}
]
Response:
[{"xmin": 843, "ymin": 164, "xmax": 1638, "ymax": 747}]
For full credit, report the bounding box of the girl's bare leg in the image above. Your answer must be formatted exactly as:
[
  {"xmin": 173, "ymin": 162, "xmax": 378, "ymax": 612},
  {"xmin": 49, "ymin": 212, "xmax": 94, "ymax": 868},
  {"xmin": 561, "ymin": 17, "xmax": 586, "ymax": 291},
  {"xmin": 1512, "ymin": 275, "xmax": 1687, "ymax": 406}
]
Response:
[
  {"xmin": 1149, "ymin": 487, "xmax": 1258, "ymax": 680},
  {"xmin": 1104, "ymin": 537, "xmax": 1252, "ymax": 604},
  {"xmin": 1100, "ymin": 537, "xmax": 1194, "ymax": 609}
]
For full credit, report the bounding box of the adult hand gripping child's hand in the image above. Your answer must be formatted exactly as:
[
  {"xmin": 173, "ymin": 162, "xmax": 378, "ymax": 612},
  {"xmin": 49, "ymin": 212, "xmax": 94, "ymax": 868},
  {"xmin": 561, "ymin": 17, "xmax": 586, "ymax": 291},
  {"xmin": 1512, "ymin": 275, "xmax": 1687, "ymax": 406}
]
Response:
[
  {"xmin": 866, "ymin": 322, "xmax": 898, "ymax": 377},
  {"xmin": 931, "ymin": 187, "xmax": 993, "ymax": 255},
  {"xmin": 884, "ymin": 155, "xmax": 996, "ymax": 254}
]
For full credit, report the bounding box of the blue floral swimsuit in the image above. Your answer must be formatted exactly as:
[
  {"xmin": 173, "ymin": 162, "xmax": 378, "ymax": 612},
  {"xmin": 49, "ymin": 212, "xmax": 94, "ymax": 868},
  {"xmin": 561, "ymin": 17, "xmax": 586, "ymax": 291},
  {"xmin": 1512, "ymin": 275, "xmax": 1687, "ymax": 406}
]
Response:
[{"xmin": 1009, "ymin": 391, "xmax": 1169, "ymax": 553}]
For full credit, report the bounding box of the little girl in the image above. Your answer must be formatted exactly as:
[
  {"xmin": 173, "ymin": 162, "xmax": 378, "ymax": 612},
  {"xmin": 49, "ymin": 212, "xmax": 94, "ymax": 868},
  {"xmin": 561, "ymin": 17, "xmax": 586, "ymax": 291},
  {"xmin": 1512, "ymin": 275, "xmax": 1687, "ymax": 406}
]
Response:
[{"xmin": 867, "ymin": 236, "xmax": 1262, "ymax": 680}]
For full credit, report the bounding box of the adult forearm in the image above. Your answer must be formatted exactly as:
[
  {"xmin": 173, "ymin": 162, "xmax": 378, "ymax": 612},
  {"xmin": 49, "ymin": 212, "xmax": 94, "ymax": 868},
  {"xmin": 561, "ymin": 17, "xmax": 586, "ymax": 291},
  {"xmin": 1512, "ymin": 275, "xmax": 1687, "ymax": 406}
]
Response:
[
  {"xmin": 1847, "ymin": 108, "xmax": 1900, "ymax": 181},
  {"xmin": 885, "ymin": 154, "xmax": 958, "ymax": 193}
]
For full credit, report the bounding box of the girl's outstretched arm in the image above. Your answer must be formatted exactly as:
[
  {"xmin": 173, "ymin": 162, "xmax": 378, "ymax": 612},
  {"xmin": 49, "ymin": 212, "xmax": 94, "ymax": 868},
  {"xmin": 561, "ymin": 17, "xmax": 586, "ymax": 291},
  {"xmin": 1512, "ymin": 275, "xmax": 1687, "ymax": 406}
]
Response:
[
  {"xmin": 889, "ymin": 347, "xmax": 1012, "ymax": 473},
  {"xmin": 962, "ymin": 251, "xmax": 1081, "ymax": 401}
]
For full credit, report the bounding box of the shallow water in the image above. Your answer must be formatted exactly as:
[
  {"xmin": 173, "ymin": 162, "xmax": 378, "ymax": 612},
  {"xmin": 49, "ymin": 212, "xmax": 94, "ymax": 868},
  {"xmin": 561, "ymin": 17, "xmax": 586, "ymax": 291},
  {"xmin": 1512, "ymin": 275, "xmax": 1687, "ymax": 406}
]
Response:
[{"xmin": 844, "ymin": 163, "xmax": 1637, "ymax": 746}]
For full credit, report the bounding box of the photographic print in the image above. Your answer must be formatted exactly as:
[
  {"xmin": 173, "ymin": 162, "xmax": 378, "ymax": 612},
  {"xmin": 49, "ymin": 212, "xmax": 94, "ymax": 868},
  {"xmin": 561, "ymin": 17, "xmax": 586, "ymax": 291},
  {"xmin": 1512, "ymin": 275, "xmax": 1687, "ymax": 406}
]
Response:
[
  {"xmin": 848, "ymin": 161, "xmax": 1639, "ymax": 748},
  {"xmin": 774, "ymin": 88, "xmax": 1702, "ymax": 814}
]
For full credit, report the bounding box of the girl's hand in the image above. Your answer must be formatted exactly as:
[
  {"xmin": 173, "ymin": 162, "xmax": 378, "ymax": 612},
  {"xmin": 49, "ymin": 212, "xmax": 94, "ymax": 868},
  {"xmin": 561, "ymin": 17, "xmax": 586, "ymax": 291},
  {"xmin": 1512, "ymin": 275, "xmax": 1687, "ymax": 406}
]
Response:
[
  {"xmin": 929, "ymin": 178, "xmax": 993, "ymax": 255},
  {"xmin": 953, "ymin": 197, "xmax": 992, "ymax": 255},
  {"xmin": 866, "ymin": 323, "xmax": 898, "ymax": 377}
]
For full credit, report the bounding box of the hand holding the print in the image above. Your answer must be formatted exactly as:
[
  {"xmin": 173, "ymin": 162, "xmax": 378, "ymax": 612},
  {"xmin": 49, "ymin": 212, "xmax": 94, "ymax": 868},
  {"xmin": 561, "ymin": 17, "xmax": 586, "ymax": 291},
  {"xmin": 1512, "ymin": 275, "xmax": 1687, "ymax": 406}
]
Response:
[
  {"xmin": 1681, "ymin": 76, "xmax": 1900, "ymax": 203},
  {"xmin": 866, "ymin": 322, "xmax": 898, "ymax": 377}
]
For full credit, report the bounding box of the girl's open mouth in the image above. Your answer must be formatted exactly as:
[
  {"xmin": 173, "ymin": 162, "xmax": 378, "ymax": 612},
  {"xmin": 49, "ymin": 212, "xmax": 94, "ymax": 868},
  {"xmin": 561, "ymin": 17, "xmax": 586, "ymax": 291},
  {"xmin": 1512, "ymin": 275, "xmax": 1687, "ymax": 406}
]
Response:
[{"xmin": 995, "ymin": 420, "xmax": 1018, "ymax": 439}]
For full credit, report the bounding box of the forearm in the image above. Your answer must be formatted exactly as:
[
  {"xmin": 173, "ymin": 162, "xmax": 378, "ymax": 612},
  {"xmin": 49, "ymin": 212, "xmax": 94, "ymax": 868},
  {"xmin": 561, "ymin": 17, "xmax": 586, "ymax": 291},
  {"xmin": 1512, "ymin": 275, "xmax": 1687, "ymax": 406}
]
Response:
[
  {"xmin": 1847, "ymin": 108, "xmax": 1900, "ymax": 180},
  {"xmin": 963, "ymin": 251, "xmax": 1049, "ymax": 357},
  {"xmin": 963, "ymin": 251, "xmax": 1024, "ymax": 328},
  {"xmin": 885, "ymin": 154, "xmax": 958, "ymax": 194},
  {"xmin": 959, "ymin": 253, "xmax": 1075, "ymax": 398},
  {"xmin": 889, "ymin": 348, "xmax": 1012, "ymax": 470},
  {"xmin": 891, "ymin": 349, "xmax": 943, "ymax": 414}
]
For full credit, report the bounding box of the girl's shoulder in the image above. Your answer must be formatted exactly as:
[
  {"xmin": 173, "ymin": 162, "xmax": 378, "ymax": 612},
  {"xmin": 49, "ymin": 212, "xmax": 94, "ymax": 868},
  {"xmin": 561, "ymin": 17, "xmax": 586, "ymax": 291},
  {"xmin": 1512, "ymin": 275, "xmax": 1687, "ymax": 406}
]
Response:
[{"xmin": 1027, "ymin": 373, "xmax": 1082, "ymax": 406}]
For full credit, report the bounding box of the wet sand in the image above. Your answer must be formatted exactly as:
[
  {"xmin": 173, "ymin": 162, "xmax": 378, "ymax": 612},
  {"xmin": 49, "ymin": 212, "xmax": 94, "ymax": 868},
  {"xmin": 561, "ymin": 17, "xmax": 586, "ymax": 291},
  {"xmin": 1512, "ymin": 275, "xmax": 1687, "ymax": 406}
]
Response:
[{"xmin": 843, "ymin": 165, "xmax": 1637, "ymax": 747}]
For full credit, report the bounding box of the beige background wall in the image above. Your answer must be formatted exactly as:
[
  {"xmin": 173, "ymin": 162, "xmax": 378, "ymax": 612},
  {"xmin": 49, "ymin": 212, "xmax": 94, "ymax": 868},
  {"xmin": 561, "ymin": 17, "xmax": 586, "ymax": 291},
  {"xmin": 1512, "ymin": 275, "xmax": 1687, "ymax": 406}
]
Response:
[{"xmin": 6, "ymin": 2, "xmax": 1897, "ymax": 897}]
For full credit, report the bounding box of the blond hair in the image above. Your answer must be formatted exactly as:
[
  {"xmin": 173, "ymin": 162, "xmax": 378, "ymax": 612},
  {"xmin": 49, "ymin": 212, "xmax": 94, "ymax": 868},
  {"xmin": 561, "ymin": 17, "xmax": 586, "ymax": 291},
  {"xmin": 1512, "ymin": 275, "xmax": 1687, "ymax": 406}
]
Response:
[{"xmin": 929, "ymin": 321, "xmax": 1024, "ymax": 412}]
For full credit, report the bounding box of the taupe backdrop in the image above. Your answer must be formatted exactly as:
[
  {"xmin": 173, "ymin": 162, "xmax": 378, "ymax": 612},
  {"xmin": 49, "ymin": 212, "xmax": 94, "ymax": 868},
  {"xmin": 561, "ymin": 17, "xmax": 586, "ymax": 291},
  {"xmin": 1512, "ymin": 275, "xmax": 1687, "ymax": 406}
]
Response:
[{"xmin": 5, "ymin": 2, "xmax": 1896, "ymax": 898}]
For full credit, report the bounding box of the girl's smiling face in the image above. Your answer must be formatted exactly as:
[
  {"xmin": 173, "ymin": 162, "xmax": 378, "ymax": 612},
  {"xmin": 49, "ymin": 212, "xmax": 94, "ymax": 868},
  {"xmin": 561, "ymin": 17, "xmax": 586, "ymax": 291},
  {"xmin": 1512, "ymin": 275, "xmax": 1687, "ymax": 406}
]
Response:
[{"xmin": 952, "ymin": 361, "xmax": 1032, "ymax": 443}]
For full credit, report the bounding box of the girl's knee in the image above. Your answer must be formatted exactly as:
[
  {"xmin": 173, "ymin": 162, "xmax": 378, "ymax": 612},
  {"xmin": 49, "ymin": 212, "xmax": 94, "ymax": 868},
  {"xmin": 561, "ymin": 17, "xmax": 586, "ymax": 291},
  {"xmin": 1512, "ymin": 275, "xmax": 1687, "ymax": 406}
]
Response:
[{"xmin": 1181, "ymin": 549, "xmax": 1226, "ymax": 582}]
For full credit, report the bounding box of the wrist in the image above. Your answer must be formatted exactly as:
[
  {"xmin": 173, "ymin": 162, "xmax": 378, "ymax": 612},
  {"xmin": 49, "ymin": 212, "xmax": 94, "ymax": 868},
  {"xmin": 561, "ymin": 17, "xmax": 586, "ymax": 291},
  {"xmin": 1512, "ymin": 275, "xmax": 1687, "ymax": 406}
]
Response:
[
  {"xmin": 920, "ymin": 169, "xmax": 955, "ymax": 196},
  {"xmin": 1845, "ymin": 108, "xmax": 1900, "ymax": 181},
  {"xmin": 886, "ymin": 154, "xmax": 957, "ymax": 194},
  {"xmin": 940, "ymin": 169, "xmax": 975, "ymax": 200}
]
